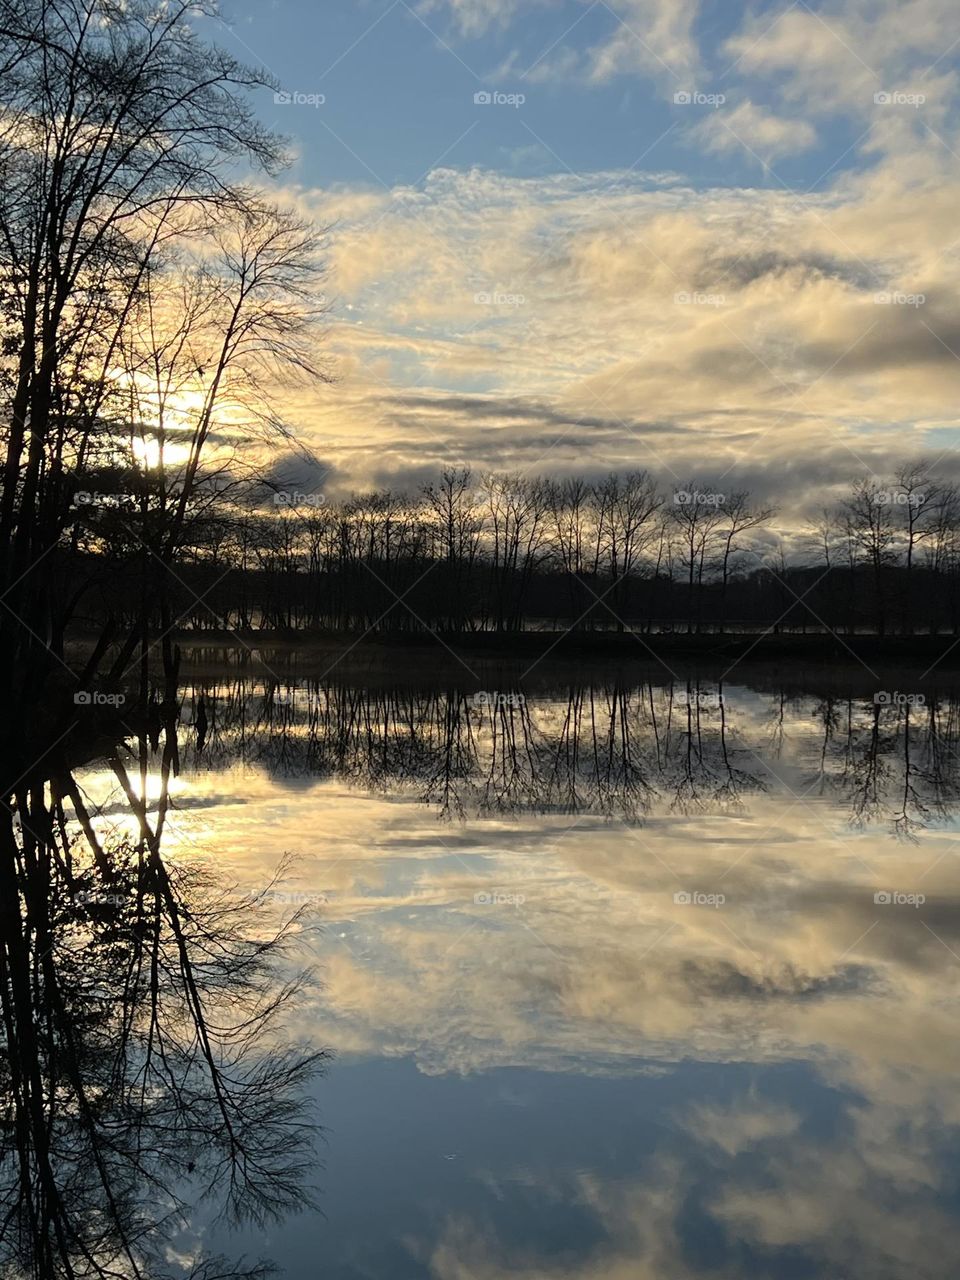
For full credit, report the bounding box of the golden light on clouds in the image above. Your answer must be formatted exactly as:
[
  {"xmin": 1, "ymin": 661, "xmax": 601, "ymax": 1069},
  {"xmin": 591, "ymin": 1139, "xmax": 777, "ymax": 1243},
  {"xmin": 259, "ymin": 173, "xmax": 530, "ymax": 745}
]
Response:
[{"xmin": 271, "ymin": 154, "xmax": 960, "ymax": 509}]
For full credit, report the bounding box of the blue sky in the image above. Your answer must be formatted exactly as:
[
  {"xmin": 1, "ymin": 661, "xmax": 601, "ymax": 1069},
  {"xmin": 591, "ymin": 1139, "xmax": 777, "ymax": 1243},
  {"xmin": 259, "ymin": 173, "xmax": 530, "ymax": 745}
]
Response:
[
  {"xmin": 199, "ymin": 1, "xmax": 960, "ymax": 517},
  {"xmin": 214, "ymin": 0, "xmax": 865, "ymax": 188}
]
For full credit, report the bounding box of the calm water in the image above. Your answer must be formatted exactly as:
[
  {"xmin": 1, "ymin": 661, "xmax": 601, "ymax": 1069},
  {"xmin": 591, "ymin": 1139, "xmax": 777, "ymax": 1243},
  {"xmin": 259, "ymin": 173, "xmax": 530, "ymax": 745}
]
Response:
[{"xmin": 79, "ymin": 670, "xmax": 960, "ymax": 1279}]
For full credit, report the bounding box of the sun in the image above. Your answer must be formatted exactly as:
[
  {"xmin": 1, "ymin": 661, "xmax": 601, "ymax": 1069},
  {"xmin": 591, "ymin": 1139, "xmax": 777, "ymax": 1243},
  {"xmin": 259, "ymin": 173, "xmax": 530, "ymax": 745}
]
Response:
[
  {"xmin": 132, "ymin": 435, "xmax": 192, "ymax": 468},
  {"xmin": 129, "ymin": 384, "xmax": 209, "ymax": 468}
]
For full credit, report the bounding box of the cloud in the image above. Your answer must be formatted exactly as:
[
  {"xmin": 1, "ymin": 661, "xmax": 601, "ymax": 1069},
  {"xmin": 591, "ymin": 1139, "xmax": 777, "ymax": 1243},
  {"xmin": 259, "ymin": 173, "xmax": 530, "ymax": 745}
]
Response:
[
  {"xmin": 694, "ymin": 100, "xmax": 819, "ymax": 163},
  {"xmin": 417, "ymin": 0, "xmax": 555, "ymax": 39},
  {"xmin": 265, "ymin": 156, "xmax": 960, "ymax": 511},
  {"xmin": 255, "ymin": 0, "xmax": 960, "ymax": 513},
  {"xmin": 421, "ymin": 0, "xmax": 704, "ymax": 88},
  {"xmin": 586, "ymin": 0, "xmax": 703, "ymax": 87},
  {"xmin": 723, "ymin": 0, "xmax": 960, "ymax": 131},
  {"xmin": 384, "ymin": 390, "xmax": 693, "ymax": 436},
  {"xmin": 257, "ymin": 451, "xmax": 335, "ymax": 497}
]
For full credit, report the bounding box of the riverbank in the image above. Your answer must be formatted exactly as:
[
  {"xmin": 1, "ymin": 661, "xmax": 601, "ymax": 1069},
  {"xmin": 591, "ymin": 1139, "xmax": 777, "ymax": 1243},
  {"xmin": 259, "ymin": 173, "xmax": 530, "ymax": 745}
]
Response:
[
  {"xmin": 162, "ymin": 627, "xmax": 960, "ymax": 665},
  {"xmin": 60, "ymin": 627, "xmax": 960, "ymax": 696}
]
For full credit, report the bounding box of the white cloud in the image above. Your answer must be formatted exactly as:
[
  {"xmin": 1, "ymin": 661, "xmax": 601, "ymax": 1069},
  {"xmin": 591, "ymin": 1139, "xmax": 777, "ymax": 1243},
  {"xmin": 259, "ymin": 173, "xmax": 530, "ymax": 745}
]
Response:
[
  {"xmin": 694, "ymin": 99, "xmax": 818, "ymax": 163},
  {"xmin": 417, "ymin": 0, "xmax": 557, "ymax": 38},
  {"xmin": 268, "ymin": 145, "xmax": 960, "ymax": 500},
  {"xmin": 724, "ymin": 0, "xmax": 960, "ymax": 128},
  {"xmin": 586, "ymin": 0, "xmax": 703, "ymax": 87},
  {"xmin": 422, "ymin": 0, "xmax": 705, "ymax": 90}
]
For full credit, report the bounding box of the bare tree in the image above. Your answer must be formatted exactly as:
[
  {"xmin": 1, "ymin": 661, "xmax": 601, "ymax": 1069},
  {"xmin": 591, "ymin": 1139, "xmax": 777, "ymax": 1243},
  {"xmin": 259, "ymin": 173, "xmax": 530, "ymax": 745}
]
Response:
[
  {"xmin": 669, "ymin": 483, "xmax": 726, "ymax": 633},
  {"xmin": 592, "ymin": 471, "xmax": 663, "ymax": 631},
  {"xmin": 716, "ymin": 491, "xmax": 776, "ymax": 632},
  {"xmin": 0, "ymin": 0, "xmax": 286, "ymax": 668},
  {"xmin": 841, "ymin": 478, "xmax": 898, "ymax": 635},
  {"xmin": 894, "ymin": 462, "xmax": 939, "ymax": 633}
]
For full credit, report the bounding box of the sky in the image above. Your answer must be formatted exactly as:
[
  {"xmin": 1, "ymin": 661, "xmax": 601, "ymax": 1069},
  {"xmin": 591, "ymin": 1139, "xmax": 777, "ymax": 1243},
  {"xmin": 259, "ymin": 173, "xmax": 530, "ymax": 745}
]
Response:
[{"xmin": 201, "ymin": 0, "xmax": 960, "ymax": 519}]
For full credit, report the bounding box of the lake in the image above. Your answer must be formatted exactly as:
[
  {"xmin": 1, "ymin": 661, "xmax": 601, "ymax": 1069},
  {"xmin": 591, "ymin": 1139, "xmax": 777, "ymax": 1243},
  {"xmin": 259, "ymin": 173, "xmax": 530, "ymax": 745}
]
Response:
[{"xmin": 77, "ymin": 664, "xmax": 960, "ymax": 1279}]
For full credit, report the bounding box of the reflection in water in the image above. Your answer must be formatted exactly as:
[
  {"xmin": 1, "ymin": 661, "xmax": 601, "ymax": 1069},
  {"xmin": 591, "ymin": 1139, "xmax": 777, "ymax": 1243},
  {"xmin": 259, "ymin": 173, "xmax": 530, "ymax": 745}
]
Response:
[
  {"xmin": 0, "ymin": 706, "xmax": 325, "ymax": 1279},
  {"xmin": 175, "ymin": 675, "xmax": 960, "ymax": 834},
  {"xmin": 61, "ymin": 673, "xmax": 960, "ymax": 1277}
]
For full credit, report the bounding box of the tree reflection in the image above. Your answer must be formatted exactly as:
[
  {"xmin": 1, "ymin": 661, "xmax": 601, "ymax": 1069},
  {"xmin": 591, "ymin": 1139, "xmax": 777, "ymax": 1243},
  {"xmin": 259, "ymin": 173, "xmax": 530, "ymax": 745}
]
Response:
[
  {"xmin": 172, "ymin": 677, "xmax": 769, "ymax": 822},
  {"xmin": 0, "ymin": 707, "xmax": 325, "ymax": 1280},
  {"xmin": 171, "ymin": 673, "xmax": 960, "ymax": 835},
  {"xmin": 811, "ymin": 692, "xmax": 960, "ymax": 838}
]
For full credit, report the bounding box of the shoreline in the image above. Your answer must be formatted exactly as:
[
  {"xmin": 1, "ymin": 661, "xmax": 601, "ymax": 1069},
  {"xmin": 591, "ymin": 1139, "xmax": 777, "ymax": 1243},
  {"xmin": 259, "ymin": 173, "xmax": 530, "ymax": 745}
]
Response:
[
  {"xmin": 64, "ymin": 628, "xmax": 960, "ymax": 691},
  {"xmin": 159, "ymin": 628, "xmax": 960, "ymax": 664}
]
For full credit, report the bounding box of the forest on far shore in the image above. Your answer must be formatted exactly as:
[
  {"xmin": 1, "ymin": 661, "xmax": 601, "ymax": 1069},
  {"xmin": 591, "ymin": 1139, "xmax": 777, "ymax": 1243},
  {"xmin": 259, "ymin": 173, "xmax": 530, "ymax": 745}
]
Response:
[{"xmin": 61, "ymin": 462, "xmax": 960, "ymax": 638}]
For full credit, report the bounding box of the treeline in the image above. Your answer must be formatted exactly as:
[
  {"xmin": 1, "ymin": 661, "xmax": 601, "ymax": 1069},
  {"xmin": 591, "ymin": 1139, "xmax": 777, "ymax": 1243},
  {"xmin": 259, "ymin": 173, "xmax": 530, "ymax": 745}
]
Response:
[{"xmin": 68, "ymin": 463, "xmax": 960, "ymax": 635}]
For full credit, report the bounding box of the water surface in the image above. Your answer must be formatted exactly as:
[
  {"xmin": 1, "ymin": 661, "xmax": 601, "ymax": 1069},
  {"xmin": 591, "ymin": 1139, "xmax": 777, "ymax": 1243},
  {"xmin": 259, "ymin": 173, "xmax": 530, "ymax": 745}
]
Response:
[{"xmin": 79, "ymin": 670, "xmax": 960, "ymax": 1279}]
